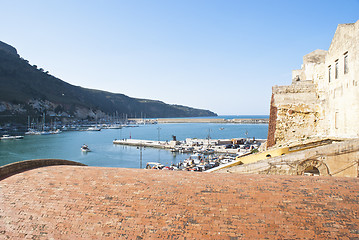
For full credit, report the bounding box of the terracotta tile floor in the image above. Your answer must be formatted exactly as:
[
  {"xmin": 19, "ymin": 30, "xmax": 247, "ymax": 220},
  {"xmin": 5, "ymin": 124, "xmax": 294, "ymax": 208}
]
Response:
[{"xmin": 0, "ymin": 166, "xmax": 358, "ymax": 239}]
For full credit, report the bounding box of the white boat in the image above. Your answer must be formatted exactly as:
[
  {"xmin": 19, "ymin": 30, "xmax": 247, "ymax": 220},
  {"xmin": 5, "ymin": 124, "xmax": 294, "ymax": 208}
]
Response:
[
  {"xmin": 1, "ymin": 135, "xmax": 16, "ymax": 140},
  {"xmin": 86, "ymin": 126, "xmax": 101, "ymax": 131},
  {"xmin": 40, "ymin": 131, "xmax": 51, "ymax": 135},
  {"xmin": 145, "ymin": 162, "xmax": 164, "ymax": 169},
  {"xmin": 0, "ymin": 135, "xmax": 24, "ymax": 140},
  {"xmin": 105, "ymin": 124, "xmax": 122, "ymax": 129},
  {"xmin": 49, "ymin": 129, "xmax": 62, "ymax": 134},
  {"xmin": 81, "ymin": 144, "xmax": 91, "ymax": 152}
]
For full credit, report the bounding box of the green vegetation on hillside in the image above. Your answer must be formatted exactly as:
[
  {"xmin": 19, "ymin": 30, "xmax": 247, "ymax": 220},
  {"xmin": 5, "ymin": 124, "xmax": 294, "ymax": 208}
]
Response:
[{"xmin": 0, "ymin": 41, "xmax": 217, "ymax": 122}]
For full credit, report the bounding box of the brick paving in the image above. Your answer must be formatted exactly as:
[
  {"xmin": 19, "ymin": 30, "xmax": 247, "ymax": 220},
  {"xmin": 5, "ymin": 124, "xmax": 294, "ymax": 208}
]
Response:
[{"xmin": 0, "ymin": 166, "xmax": 358, "ymax": 239}]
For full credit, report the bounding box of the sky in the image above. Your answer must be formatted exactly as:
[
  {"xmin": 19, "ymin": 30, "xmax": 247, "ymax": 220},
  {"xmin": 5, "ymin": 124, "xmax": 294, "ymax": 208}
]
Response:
[{"xmin": 0, "ymin": 1, "xmax": 358, "ymax": 115}]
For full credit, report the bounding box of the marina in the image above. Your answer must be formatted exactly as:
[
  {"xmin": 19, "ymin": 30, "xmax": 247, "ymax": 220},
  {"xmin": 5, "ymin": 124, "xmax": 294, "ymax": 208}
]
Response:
[
  {"xmin": 113, "ymin": 137, "xmax": 264, "ymax": 171},
  {"xmin": 0, "ymin": 118, "xmax": 269, "ymax": 169}
]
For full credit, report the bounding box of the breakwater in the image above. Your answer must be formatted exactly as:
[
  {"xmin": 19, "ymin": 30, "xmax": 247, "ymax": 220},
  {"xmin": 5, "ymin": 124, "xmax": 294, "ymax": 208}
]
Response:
[{"xmin": 113, "ymin": 138, "xmax": 265, "ymax": 155}]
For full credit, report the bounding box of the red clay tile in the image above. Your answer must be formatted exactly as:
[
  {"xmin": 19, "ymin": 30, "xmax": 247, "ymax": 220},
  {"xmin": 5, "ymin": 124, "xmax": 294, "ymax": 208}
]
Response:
[{"xmin": 0, "ymin": 166, "xmax": 358, "ymax": 239}]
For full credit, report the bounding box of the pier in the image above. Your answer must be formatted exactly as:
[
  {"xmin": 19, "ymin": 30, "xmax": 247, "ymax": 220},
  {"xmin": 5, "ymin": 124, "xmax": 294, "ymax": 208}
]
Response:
[{"xmin": 113, "ymin": 138, "xmax": 266, "ymax": 155}]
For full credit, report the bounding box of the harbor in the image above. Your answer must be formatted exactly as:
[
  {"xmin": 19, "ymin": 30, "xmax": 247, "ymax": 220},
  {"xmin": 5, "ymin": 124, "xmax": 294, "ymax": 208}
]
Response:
[
  {"xmin": 0, "ymin": 121, "xmax": 269, "ymax": 169},
  {"xmin": 113, "ymin": 137, "xmax": 265, "ymax": 171}
]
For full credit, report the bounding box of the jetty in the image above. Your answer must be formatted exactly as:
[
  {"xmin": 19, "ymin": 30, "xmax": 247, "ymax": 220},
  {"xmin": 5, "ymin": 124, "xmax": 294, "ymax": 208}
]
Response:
[{"xmin": 113, "ymin": 138, "xmax": 265, "ymax": 155}]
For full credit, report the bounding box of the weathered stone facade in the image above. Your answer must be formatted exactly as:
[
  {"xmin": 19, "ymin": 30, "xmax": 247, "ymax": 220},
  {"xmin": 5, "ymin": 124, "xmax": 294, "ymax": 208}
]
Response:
[
  {"xmin": 268, "ymin": 20, "xmax": 359, "ymax": 147},
  {"xmin": 221, "ymin": 139, "xmax": 359, "ymax": 177}
]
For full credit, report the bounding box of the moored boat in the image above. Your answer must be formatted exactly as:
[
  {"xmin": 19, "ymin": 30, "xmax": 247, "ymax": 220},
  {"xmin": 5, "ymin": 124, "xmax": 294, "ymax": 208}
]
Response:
[
  {"xmin": 145, "ymin": 162, "xmax": 164, "ymax": 169},
  {"xmin": 85, "ymin": 126, "xmax": 101, "ymax": 131}
]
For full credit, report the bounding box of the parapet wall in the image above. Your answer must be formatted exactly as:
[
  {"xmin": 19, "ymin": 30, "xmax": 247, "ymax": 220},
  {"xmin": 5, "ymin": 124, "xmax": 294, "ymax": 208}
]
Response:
[
  {"xmin": 222, "ymin": 139, "xmax": 359, "ymax": 177},
  {"xmin": 0, "ymin": 159, "xmax": 86, "ymax": 180}
]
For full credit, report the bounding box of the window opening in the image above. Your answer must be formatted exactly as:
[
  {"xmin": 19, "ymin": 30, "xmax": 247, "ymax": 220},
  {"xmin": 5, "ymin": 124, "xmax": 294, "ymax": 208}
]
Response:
[
  {"xmin": 303, "ymin": 166, "xmax": 320, "ymax": 176},
  {"xmin": 344, "ymin": 54, "xmax": 348, "ymax": 74}
]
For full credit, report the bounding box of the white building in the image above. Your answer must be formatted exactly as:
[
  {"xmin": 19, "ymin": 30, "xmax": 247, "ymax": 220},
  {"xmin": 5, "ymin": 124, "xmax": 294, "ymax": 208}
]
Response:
[{"xmin": 268, "ymin": 20, "xmax": 359, "ymax": 147}]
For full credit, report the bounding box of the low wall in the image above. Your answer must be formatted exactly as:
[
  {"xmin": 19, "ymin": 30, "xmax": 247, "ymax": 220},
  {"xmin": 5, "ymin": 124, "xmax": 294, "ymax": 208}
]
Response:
[
  {"xmin": 0, "ymin": 159, "xmax": 86, "ymax": 180},
  {"xmin": 221, "ymin": 139, "xmax": 359, "ymax": 177}
]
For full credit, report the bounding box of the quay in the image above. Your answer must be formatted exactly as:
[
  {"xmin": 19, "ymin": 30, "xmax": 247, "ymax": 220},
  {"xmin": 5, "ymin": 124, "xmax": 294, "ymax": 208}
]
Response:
[{"xmin": 113, "ymin": 138, "xmax": 266, "ymax": 155}]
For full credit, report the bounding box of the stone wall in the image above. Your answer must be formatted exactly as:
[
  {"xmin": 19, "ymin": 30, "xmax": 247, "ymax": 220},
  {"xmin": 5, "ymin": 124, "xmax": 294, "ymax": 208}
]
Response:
[
  {"xmin": 221, "ymin": 139, "xmax": 359, "ymax": 177},
  {"xmin": 269, "ymin": 82, "xmax": 320, "ymax": 146},
  {"xmin": 266, "ymin": 94, "xmax": 277, "ymax": 147}
]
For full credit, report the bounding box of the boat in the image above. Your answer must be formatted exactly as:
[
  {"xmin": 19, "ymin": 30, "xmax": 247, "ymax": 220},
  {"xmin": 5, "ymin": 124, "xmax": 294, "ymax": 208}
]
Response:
[
  {"xmin": 40, "ymin": 131, "xmax": 51, "ymax": 135},
  {"xmin": 0, "ymin": 135, "xmax": 24, "ymax": 140},
  {"xmin": 81, "ymin": 144, "xmax": 91, "ymax": 152},
  {"xmin": 85, "ymin": 126, "xmax": 101, "ymax": 131},
  {"xmin": 145, "ymin": 162, "xmax": 164, "ymax": 169},
  {"xmin": 203, "ymin": 149, "xmax": 215, "ymax": 155},
  {"xmin": 104, "ymin": 124, "xmax": 122, "ymax": 129},
  {"xmin": 25, "ymin": 129, "xmax": 40, "ymax": 135},
  {"xmin": 1, "ymin": 135, "xmax": 16, "ymax": 140}
]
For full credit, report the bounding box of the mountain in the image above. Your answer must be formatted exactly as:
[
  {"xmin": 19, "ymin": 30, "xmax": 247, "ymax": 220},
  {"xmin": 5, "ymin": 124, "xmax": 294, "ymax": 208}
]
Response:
[{"xmin": 0, "ymin": 41, "xmax": 216, "ymax": 123}]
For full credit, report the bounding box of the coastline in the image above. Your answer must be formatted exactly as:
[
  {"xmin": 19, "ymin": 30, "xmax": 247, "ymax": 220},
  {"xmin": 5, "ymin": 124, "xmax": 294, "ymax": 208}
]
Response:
[{"xmin": 129, "ymin": 118, "xmax": 269, "ymax": 124}]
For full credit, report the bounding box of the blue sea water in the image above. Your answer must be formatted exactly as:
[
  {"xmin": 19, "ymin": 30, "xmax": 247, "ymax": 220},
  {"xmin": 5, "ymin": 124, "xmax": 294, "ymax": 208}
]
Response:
[{"xmin": 0, "ymin": 120, "xmax": 268, "ymax": 168}]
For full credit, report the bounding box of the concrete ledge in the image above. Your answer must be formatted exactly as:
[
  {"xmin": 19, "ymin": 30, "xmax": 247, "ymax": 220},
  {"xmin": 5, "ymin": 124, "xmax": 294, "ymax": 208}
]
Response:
[{"xmin": 0, "ymin": 159, "xmax": 86, "ymax": 180}]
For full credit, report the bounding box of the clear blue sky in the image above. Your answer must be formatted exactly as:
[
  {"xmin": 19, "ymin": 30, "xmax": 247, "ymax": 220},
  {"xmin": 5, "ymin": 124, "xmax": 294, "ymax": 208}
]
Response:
[{"xmin": 1, "ymin": 0, "xmax": 358, "ymax": 115}]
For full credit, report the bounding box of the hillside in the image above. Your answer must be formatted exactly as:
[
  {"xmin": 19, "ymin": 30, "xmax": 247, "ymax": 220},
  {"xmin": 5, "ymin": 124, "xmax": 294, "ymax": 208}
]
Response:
[{"xmin": 0, "ymin": 41, "xmax": 216, "ymax": 123}]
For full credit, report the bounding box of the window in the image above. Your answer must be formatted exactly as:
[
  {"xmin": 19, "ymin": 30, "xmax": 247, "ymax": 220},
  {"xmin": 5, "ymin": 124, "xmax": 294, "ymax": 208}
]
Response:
[
  {"xmin": 335, "ymin": 112, "xmax": 339, "ymax": 129},
  {"xmin": 344, "ymin": 54, "xmax": 348, "ymax": 74},
  {"xmin": 328, "ymin": 66, "xmax": 331, "ymax": 82},
  {"xmin": 335, "ymin": 60, "xmax": 339, "ymax": 79}
]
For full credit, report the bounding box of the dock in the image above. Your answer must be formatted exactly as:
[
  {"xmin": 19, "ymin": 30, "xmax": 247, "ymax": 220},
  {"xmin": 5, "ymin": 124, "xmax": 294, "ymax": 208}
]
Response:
[
  {"xmin": 113, "ymin": 139, "xmax": 171, "ymax": 149},
  {"xmin": 113, "ymin": 138, "xmax": 265, "ymax": 155}
]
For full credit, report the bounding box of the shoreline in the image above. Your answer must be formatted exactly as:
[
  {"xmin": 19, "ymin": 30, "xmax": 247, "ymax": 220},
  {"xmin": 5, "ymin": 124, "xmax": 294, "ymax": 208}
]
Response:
[{"xmin": 129, "ymin": 118, "xmax": 269, "ymax": 124}]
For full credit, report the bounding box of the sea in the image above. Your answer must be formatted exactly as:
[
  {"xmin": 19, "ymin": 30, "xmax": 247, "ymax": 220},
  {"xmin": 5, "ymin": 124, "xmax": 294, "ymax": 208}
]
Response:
[{"xmin": 0, "ymin": 116, "xmax": 268, "ymax": 168}]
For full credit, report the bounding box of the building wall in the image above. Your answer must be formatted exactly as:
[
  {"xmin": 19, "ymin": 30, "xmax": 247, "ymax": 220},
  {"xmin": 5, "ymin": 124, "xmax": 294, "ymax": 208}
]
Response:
[
  {"xmin": 268, "ymin": 20, "xmax": 359, "ymax": 147},
  {"xmin": 323, "ymin": 21, "xmax": 359, "ymax": 138}
]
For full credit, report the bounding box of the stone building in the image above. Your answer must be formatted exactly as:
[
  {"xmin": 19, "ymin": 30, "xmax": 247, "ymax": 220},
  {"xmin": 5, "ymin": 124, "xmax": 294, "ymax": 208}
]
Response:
[{"xmin": 268, "ymin": 19, "xmax": 359, "ymax": 147}]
